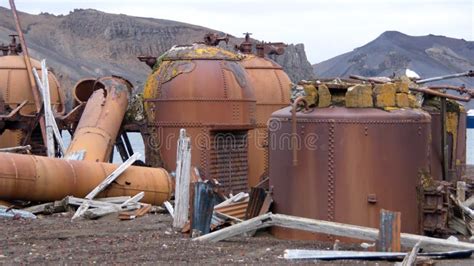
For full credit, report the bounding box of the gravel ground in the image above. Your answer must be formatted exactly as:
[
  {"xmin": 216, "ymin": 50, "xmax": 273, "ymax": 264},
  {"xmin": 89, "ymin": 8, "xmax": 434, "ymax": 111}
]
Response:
[{"xmin": 0, "ymin": 212, "xmax": 472, "ymax": 265}]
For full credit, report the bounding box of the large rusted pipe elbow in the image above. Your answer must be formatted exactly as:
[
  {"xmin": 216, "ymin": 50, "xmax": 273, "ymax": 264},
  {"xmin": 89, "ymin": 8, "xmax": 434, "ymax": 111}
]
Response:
[{"xmin": 66, "ymin": 76, "xmax": 132, "ymax": 162}]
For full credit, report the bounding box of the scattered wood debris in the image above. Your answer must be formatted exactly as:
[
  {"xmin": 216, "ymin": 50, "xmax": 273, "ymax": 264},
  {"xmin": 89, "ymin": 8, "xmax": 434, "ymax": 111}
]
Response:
[{"xmin": 194, "ymin": 213, "xmax": 474, "ymax": 251}]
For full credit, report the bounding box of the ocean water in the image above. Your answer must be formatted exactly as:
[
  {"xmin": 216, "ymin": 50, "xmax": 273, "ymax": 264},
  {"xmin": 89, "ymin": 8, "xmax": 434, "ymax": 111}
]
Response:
[
  {"xmin": 467, "ymin": 129, "xmax": 473, "ymax": 165},
  {"xmin": 62, "ymin": 131, "xmax": 145, "ymax": 164}
]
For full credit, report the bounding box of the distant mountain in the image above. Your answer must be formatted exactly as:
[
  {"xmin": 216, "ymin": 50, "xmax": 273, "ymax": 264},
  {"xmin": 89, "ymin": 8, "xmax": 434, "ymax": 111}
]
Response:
[
  {"xmin": 0, "ymin": 7, "xmax": 314, "ymax": 92},
  {"xmin": 313, "ymin": 31, "xmax": 474, "ymax": 88}
]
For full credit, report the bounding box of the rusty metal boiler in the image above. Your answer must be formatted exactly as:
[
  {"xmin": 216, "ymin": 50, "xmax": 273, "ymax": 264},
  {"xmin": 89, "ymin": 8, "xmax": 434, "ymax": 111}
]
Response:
[
  {"xmin": 142, "ymin": 43, "xmax": 257, "ymax": 194},
  {"xmin": 269, "ymin": 106, "xmax": 431, "ymax": 239}
]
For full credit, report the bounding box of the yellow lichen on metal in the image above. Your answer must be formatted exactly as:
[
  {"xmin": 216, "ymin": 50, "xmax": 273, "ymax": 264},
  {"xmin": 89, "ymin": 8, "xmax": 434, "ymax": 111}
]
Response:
[
  {"xmin": 163, "ymin": 44, "xmax": 243, "ymax": 61},
  {"xmin": 446, "ymin": 111, "xmax": 459, "ymax": 161}
]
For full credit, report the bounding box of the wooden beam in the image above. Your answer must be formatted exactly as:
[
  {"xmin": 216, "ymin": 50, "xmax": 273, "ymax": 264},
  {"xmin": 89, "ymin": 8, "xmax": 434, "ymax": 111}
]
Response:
[
  {"xmin": 401, "ymin": 241, "xmax": 421, "ymax": 266},
  {"xmin": 0, "ymin": 145, "xmax": 31, "ymax": 153},
  {"xmin": 163, "ymin": 201, "xmax": 174, "ymax": 219},
  {"xmin": 457, "ymin": 181, "xmax": 466, "ymax": 202},
  {"xmin": 194, "ymin": 213, "xmax": 474, "ymax": 251},
  {"xmin": 71, "ymin": 152, "xmax": 141, "ymax": 220},
  {"xmin": 173, "ymin": 129, "xmax": 191, "ymax": 229},
  {"xmin": 85, "ymin": 152, "xmax": 141, "ymax": 199},
  {"xmin": 32, "ymin": 67, "xmax": 54, "ymax": 157}
]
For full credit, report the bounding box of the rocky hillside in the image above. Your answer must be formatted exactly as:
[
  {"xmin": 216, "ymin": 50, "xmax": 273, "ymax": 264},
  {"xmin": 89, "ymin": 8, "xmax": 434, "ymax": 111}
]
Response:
[
  {"xmin": 313, "ymin": 31, "xmax": 474, "ymax": 87},
  {"xmin": 0, "ymin": 7, "xmax": 314, "ymax": 90}
]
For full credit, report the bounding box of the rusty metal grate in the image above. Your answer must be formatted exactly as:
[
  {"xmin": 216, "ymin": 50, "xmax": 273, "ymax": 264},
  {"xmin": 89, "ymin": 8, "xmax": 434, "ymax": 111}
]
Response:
[{"xmin": 209, "ymin": 130, "xmax": 248, "ymax": 194}]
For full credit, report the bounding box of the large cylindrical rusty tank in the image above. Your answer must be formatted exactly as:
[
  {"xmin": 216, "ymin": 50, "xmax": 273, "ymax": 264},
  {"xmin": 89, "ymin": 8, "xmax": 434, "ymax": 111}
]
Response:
[
  {"xmin": 66, "ymin": 76, "xmax": 132, "ymax": 162},
  {"xmin": 269, "ymin": 106, "xmax": 431, "ymax": 239},
  {"xmin": 0, "ymin": 55, "xmax": 65, "ymax": 150},
  {"xmin": 0, "ymin": 152, "xmax": 172, "ymax": 205},
  {"xmin": 240, "ymin": 54, "xmax": 291, "ymax": 187},
  {"xmin": 143, "ymin": 44, "xmax": 256, "ymax": 194}
]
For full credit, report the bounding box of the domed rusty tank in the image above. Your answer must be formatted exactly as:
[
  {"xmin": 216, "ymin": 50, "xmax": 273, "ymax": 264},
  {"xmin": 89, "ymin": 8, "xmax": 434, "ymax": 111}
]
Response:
[
  {"xmin": 0, "ymin": 45, "xmax": 65, "ymax": 151},
  {"xmin": 237, "ymin": 34, "xmax": 291, "ymax": 187},
  {"xmin": 269, "ymin": 81, "xmax": 431, "ymax": 240},
  {"xmin": 142, "ymin": 42, "xmax": 256, "ymax": 194}
]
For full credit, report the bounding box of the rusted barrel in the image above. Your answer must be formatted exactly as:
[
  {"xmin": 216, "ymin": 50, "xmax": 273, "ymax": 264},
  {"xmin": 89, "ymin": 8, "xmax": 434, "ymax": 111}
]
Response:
[{"xmin": 0, "ymin": 152, "xmax": 172, "ymax": 205}]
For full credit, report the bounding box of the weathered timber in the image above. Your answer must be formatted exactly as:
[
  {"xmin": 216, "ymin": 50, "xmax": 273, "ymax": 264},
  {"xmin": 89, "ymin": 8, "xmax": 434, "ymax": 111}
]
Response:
[
  {"xmin": 71, "ymin": 152, "xmax": 141, "ymax": 220},
  {"xmin": 173, "ymin": 129, "xmax": 191, "ymax": 229},
  {"xmin": 194, "ymin": 213, "xmax": 474, "ymax": 251},
  {"xmin": 401, "ymin": 241, "xmax": 421, "ymax": 266}
]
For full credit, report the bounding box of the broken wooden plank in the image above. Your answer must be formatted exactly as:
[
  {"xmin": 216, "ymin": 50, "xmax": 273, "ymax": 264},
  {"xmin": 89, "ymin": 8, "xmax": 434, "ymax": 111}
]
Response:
[
  {"xmin": 96, "ymin": 196, "xmax": 132, "ymax": 204},
  {"xmin": 173, "ymin": 129, "xmax": 191, "ymax": 229},
  {"xmin": 163, "ymin": 201, "xmax": 174, "ymax": 219},
  {"xmin": 401, "ymin": 241, "xmax": 421, "ymax": 266},
  {"xmin": 377, "ymin": 209, "xmax": 401, "ymax": 252},
  {"xmin": 271, "ymin": 213, "xmax": 474, "ymax": 251},
  {"xmin": 85, "ymin": 152, "xmax": 141, "ymax": 199},
  {"xmin": 118, "ymin": 204, "xmax": 152, "ymax": 220},
  {"xmin": 194, "ymin": 213, "xmax": 272, "ymax": 242},
  {"xmin": 283, "ymin": 249, "xmax": 472, "ymax": 261},
  {"xmin": 71, "ymin": 152, "xmax": 141, "ymax": 220},
  {"xmin": 457, "ymin": 181, "xmax": 467, "ymax": 202},
  {"xmin": 214, "ymin": 192, "xmax": 249, "ymax": 209},
  {"xmin": 194, "ymin": 213, "xmax": 474, "ymax": 251},
  {"xmin": 0, "ymin": 145, "xmax": 31, "ymax": 153},
  {"xmin": 23, "ymin": 199, "xmax": 67, "ymax": 215},
  {"xmin": 464, "ymin": 195, "xmax": 474, "ymax": 209},
  {"xmin": 120, "ymin": 192, "xmax": 144, "ymax": 207},
  {"xmin": 83, "ymin": 204, "xmax": 141, "ymax": 219},
  {"xmin": 66, "ymin": 196, "xmax": 124, "ymax": 209},
  {"xmin": 0, "ymin": 206, "xmax": 36, "ymax": 219}
]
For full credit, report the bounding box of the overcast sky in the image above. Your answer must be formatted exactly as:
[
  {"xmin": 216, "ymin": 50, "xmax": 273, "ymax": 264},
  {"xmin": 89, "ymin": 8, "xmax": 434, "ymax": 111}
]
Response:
[{"xmin": 1, "ymin": 0, "xmax": 472, "ymax": 63}]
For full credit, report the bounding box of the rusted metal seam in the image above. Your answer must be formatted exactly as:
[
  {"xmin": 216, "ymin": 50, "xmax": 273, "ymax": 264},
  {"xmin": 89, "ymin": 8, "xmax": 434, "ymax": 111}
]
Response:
[
  {"xmin": 276, "ymin": 119, "xmax": 430, "ymax": 124},
  {"xmin": 328, "ymin": 121, "xmax": 336, "ymax": 223}
]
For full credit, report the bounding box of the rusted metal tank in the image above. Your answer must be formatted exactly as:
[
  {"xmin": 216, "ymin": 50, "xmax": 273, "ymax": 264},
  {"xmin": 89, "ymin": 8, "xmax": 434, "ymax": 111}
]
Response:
[
  {"xmin": 0, "ymin": 55, "xmax": 64, "ymax": 116},
  {"xmin": 269, "ymin": 106, "xmax": 431, "ymax": 239},
  {"xmin": 0, "ymin": 152, "xmax": 172, "ymax": 205},
  {"xmin": 240, "ymin": 54, "xmax": 291, "ymax": 187},
  {"xmin": 66, "ymin": 76, "xmax": 132, "ymax": 162},
  {"xmin": 423, "ymin": 102, "xmax": 466, "ymax": 182},
  {"xmin": 0, "ymin": 55, "xmax": 65, "ymax": 151},
  {"xmin": 142, "ymin": 43, "xmax": 256, "ymax": 194}
]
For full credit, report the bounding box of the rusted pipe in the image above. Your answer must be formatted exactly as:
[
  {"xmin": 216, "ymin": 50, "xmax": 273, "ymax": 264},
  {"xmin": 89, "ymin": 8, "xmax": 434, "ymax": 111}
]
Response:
[
  {"xmin": 0, "ymin": 152, "xmax": 172, "ymax": 205},
  {"xmin": 415, "ymin": 70, "xmax": 474, "ymax": 84},
  {"xmin": 409, "ymin": 87, "xmax": 471, "ymax": 102},
  {"xmin": 9, "ymin": 0, "xmax": 47, "ymax": 144},
  {"xmin": 66, "ymin": 76, "xmax": 132, "ymax": 162},
  {"xmin": 291, "ymin": 97, "xmax": 309, "ymax": 166}
]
